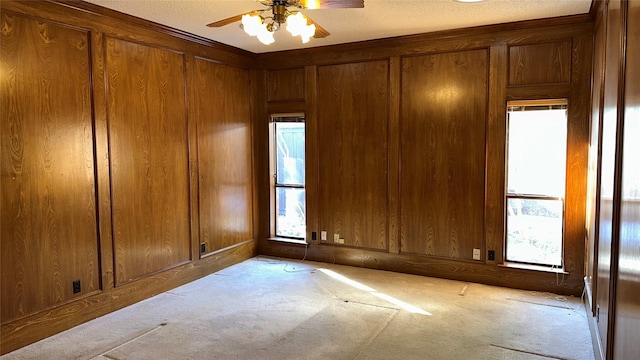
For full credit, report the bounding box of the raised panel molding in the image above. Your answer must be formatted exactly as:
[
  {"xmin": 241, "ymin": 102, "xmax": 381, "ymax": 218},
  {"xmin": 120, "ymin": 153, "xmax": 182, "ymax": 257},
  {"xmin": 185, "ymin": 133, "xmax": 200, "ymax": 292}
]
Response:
[
  {"xmin": 400, "ymin": 49, "xmax": 488, "ymax": 260},
  {"xmin": 1, "ymin": 12, "xmax": 100, "ymax": 323},
  {"xmin": 105, "ymin": 37, "xmax": 191, "ymax": 285},
  {"xmin": 267, "ymin": 68, "xmax": 305, "ymax": 102},
  {"xmin": 317, "ymin": 60, "xmax": 389, "ymax": 251},
  {"xmin": 508, "ymin": 41, "xmax": 572, "ymax": 86},
  {"xmin": 193, "ymin": 57, "xmax": 253, "ymax": 254}
]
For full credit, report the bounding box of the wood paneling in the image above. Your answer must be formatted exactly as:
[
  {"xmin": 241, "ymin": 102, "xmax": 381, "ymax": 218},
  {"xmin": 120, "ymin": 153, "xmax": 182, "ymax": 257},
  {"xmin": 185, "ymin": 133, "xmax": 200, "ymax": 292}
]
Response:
[
  {"xmin": 400, "ymin": 50, "xmax": 487, "ymax": 260},
  {"xmin": 258, "ymin": 17, "xmax": 591, "ymax": 70},
  {"xmin": 1, "ymin": 0, "xmax": 258, "ymax": 354},
  {"xmin": 257, "ymin": 14, "xmax": 592, "ymax": 299},
  {"xmin": 260, "ymin": 240, "xmax": 584, "ymax": 295},
  {"xmin": 1, "ymin": 239, "xmax": 256, "ymax": 355},
  {"xmin": 614, "ymin": 1, "xmax": 640, "ymax": 358},
  {"xmin": 585, "ymin": 2, "xmax": 607, "ymax": 314},
  {"xmin": 106, "ymin": 37, "xmax": 191, "ymax": 285},
  {"xmin": 317, "ymin": 61, "xmax": 389, "ymax": 250},
  {"xmin": 267, "ymin": 68, "xmax": 305, "ymax": 102},
  {"xmin": 596, "ymin": 0, "xmax": 623, "ymax": 353},
  {"xmin": 564, "ymin": 33, "xmax": 591, "ymax": 276},
  {"xmin": 508, "ymin": 41, "xmax": 571, "ymax": 85},
  {"xmin": 485, "ymin": 43, "xmax": 508, "ymax": 263},
  {"xmin": 193, "ymin": 58, "xmax": 253, "ymax": 254},
  {"xmin": 1, "ymin": 13, "xmax": 99, "ymax": 322}
]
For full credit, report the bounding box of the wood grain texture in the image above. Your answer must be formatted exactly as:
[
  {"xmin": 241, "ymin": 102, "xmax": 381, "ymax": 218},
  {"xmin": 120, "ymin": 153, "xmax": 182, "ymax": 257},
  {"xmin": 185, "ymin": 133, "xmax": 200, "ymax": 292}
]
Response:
[
  {"xmin": 0, "ymin": 0, "xmax": 256, "ymax": 69},
  {"xmin": 563, "ymin": 33, "xmax": 591, "ymax": 278},
  {"xmin": 258, "ymin": 19, "xmax": 591, "ymax": 70},
  {"xmin": 614, "ymin": 1, "xmax": 640, "ymax": 358},
  {"xmin": 400, "ymin": 49, "xmax": 487, "ymax": 260},
  {"xmin": 597, "ymin": 0, "xmax": 622, "ymax": 352},
  {"xmin": 317, "ymin": 61, "xmax": 389, "ymax": 250},
  {"xmin": 305, "ymin": 66, "xmax": 319, "ymax": 243},
  {"xmin": 193, "ymin": 57, "xmax": 253, "ymax": 254},
  {"xmin": 585, "ymin": 2, "xmax": 607, "ymax": 316},
  {"xmin": 1, "ymin": 240, "xmax": 256, "ymax": 354},
  {"xmin": 388, "ymin": 57, "xmax": 401, "ymax": 254},
  {"xmin": 106, "ymin": 37, "xmax": 191, "ymax": 285},
  {"xmin": 260, "ymin": 240, "xmax": 584, "ymax": 296},
  {"xmin": 1, "ymin": 13, "xmax": 99, "ymax": 323},
  {"xmin": 267, "ymin": 68, "xmax": 305, "ymax": 102},
  {"xmin": 508, "ymin": 41, "xmax": 572, "ymax": 86},
  {"xmin": 485, "ymin": 43, "xmax": 508, "ymax": 263}
]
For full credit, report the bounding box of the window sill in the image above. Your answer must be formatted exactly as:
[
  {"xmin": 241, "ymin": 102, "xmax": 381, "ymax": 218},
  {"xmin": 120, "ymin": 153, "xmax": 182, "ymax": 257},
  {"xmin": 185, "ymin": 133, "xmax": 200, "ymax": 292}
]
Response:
[
  {"xmin": 268, "ymin": 237, "xmax": 307, "ymax": 245},
  {"xmin": 499, "ymin": 262, "xmax": 568, "ymax": 275}
]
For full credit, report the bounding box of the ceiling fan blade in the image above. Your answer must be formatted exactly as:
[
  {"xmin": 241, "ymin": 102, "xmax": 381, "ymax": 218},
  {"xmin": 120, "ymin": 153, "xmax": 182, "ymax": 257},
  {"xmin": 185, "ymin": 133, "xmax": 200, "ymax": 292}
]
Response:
[
  {"xmin": 302, "ymin": 14, "xmax": 330, "ymax": 38},
  {"xmin": 298, "ymin": 0, "xmax": 364, "ymax": 9},
  {"xmin": 206, "ymin": 10, "xmax": 262, "ymax": 27}
]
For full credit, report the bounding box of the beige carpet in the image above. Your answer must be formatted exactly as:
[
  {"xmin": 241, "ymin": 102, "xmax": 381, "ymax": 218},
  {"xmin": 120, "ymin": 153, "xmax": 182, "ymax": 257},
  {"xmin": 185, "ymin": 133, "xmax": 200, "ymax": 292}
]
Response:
[{"xmin": 1, "ymin": 256, "xmax": 595, "ymax": 360}]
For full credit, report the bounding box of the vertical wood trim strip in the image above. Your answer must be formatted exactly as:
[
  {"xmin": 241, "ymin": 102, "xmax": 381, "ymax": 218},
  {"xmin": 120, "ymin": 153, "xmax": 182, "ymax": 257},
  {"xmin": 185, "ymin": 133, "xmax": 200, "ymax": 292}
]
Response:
[
  {"xmin": 185, "ymin": 55, "xmax": 201, "ymax": 261},
  {"xmin": 94, "ymin": 32, "xmax": 115, "ymax": 290},
  {"xmin": 305, "ymin": 66, "xmax": 319, "ymax": 244},
  {"xmin": 606, "ymin": 0, "xmax": 629, "ymax": 358},
  {"xmin": 565, "ymin": 34, "xmax": 593, "ymax": 276},
  {"xmin": 388, "ymin": 57, "xmax": 400, "ymax": 254},
  {"xmin": 486, "ymin": 43, "xmax": 508, "ymax": 263}
]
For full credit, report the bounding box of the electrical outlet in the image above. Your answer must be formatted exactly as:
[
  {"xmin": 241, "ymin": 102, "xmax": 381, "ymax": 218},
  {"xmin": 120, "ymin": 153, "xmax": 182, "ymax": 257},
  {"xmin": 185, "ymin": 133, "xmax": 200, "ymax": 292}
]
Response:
[
  {"xmin": 334, "ymin": 233, "xmax": 340, "ymax": 242},
  {"xmin": 488, "ymin": 250, "xmax": 495, "ymax": 261},
  {"xmin": 312, "ymin": 231, "xmax": 317, "ymax": 240},
  {"xmin": 473, "ymin": 248, "xmax": 481, "ymax": 260},
  {"xmin": 73, "ymin": 280, "xmax": 81, "ymax": 294},
  {"xmin": 200, "ymin": 243, "xmax": 206, "ymax": 253},
  {"xmin": 321, "ymin": 231, "xmax": 327, "ymax": 241}
]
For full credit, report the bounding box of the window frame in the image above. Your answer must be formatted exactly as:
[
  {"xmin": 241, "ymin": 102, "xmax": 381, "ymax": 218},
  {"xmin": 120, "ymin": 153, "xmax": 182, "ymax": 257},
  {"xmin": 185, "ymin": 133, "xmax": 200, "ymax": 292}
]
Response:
[
  {"xmin": 269, "ymin": 113, "xmax": 306, "ymax": 241},
  {"xmin": 504, "ymin": 99, "xmax": 569, "ymax": 268}
]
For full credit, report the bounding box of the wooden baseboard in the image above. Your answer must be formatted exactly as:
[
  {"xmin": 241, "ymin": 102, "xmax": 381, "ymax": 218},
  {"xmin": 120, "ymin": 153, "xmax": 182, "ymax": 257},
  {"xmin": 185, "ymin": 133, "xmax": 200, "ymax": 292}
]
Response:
[
  {"xmin": 583, "ymin": 278, "xmax": 605, "ymax": 360},
  {"xmin": 0, "ymin": 240, "xmax": 256, "ymax": 355},
  {"xmin": 259, "ymin": 240, "xmax": 584, "ymax": 296}
]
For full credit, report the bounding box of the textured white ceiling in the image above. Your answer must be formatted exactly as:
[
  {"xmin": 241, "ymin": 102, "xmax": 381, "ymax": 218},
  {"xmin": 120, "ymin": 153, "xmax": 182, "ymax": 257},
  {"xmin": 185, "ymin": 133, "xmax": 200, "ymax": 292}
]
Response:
[{"xmin": 83, "ymin": 0, "xmax": 592, "ymax": 53}]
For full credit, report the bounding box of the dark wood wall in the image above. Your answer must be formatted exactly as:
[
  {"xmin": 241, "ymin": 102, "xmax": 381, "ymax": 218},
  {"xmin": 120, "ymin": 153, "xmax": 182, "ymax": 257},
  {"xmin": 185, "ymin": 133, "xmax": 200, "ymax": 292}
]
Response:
[
  {"xmin": 0, "ymin": 0, "xmax": 256, "ymax": 354},
  {"xmin": 585, "ymin": 0, "xmax": 640, "ymax": 359},
  {"xmin": 256, "ymin": 17, "xmax": 593, "ymax": 296}
]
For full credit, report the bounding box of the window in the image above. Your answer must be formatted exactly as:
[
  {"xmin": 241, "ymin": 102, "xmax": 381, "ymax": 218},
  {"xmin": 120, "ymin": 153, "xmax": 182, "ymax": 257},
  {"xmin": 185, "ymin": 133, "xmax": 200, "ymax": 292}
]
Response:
[
  {"xmin": 505, "ymin": 100, "xmax": 568, "ymax": 267},
  {"xmin": 271, "ymin": 114, "xmax": 306, "ymax": 239}
]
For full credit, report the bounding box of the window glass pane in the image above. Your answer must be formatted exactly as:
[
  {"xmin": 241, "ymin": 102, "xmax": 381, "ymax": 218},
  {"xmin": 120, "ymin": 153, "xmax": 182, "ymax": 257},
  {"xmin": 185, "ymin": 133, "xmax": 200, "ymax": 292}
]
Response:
[
  {"xmin": 275, "ymin": 187, "xmax": 306, "ymax": 238},
  {"xmin": 506, "ymin": 198, "xmax": 563, "ymax": 266},
  {"xmin": 507, "ymin": 108, "xmax": 567, "ymax": 197},
  {"xmin": 276, "ymin": 123, "xmax": 305, "ymax": 185}
]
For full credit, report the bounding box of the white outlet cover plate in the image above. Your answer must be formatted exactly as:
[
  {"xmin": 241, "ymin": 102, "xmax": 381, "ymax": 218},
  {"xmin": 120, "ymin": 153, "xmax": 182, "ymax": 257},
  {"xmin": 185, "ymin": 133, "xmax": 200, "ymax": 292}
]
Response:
[{"xmin": 473, "ymin": 248, "xmax": 481, "ymax": 260}]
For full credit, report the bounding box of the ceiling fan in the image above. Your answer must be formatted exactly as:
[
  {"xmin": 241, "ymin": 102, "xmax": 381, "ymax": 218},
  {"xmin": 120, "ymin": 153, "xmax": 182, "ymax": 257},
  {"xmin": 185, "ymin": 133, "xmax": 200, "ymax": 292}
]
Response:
[{"xmin": 206, "ymin": 0, "xmax": 364, "ymax": 45}]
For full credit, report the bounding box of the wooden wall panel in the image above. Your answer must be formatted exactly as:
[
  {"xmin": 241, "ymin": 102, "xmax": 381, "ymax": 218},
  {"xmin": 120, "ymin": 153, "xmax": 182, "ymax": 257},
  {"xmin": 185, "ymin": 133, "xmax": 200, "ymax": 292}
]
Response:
[
  {"xmin": 597, "ymin": 0, "xmax": 623, "ymax": 352},
  {"xmin": 508, "ymin": 41, "xmax": 571, "ymax": 85},
  {"xmin": 1, "ymin": 13, "xmax": 99, "ymax": 322},
  {"xmin": 267, "ymin": 68, "xmax": 305, "ymax": 102},
  {"xmin": 317, "ymin": 61, "xmax": 389, "ymax": 250},
  {"xmin": 400, "ymin": 50, "xmax": 487, "ymax": 260},
  {"xmin": 485, "ymin": 44, "xmax": 508, "ymax": 263},
  {"xmin": 194, "ymin": 58, "xmax": 253, "ymax": 254},
  {"xmin": 585, "ymin": 2, "xmax": 607, "ymax": 315},
  {"xmin": 614, "ymin": 1, "xmax": 640, "ymax": 358},
  {"xmin": 106, "ymin": 37, "xmax": 191, "ymax": 285}
]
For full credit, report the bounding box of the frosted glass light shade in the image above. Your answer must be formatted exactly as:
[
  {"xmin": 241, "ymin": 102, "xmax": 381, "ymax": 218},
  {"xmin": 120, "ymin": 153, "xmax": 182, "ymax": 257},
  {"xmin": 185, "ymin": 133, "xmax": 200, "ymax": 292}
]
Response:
[
  {"xmin": 300, "ymin": 23, "xmax": 316, "ymax": 43},
  {"xmin": 286, "ymin": 12, "xmax": 307, "ymax": 36},
  {"xmin": 241, "ymin": 14, "xmax": 262, "ymax": 36},
  {"xmin": 256, "ymin": 23, "xmax": 275, "ymax": 45}
]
